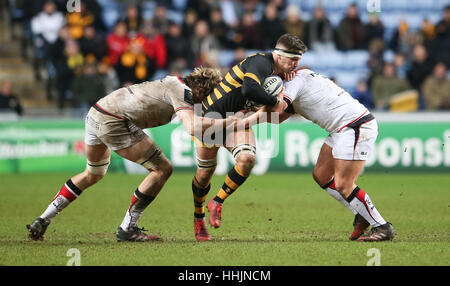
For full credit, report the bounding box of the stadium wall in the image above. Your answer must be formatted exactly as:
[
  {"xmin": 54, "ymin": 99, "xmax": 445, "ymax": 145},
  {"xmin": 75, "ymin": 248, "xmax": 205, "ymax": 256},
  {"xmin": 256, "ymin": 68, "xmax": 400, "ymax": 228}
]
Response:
[{"xmin": 0, "ymin": 112, "xmax": 449, "ymax": 174}]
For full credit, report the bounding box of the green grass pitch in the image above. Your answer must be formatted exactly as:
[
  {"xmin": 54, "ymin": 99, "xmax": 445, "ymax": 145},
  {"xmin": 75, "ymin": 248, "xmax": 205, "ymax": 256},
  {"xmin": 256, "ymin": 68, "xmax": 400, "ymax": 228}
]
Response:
[{"xmin": 0, "ymin": 172, "xmax": 449, "ymax": 266}]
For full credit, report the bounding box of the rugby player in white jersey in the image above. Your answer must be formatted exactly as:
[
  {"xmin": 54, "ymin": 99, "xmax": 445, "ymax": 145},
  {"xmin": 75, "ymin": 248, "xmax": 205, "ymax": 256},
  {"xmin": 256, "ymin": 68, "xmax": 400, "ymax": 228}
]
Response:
[
  {"xmin": 26, "ymin": 67, "xmax": 237, "ymax": 242},
  {"xmin": 248, "ymin": 67, "xmax": 395, "ymax": 242}
]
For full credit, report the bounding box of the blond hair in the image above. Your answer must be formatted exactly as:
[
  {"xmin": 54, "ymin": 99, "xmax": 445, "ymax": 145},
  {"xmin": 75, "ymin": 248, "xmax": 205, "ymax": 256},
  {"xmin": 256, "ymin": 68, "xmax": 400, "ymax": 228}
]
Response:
[{"xmin": 183, "ymin": 67, "xmax": 222, "ymax": 99}]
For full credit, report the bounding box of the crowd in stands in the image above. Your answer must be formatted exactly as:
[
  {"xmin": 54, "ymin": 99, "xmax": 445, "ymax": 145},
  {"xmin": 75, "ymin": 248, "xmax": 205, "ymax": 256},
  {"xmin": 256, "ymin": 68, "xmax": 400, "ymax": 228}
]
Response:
[{"xmin": 2, "ymin": 0, "xmax": 450, "ymax": 116}]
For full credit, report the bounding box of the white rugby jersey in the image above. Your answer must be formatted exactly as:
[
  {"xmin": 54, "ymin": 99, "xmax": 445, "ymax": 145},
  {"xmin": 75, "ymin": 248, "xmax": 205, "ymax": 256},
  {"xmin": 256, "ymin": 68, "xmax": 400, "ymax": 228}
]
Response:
[
  {"xmin": 283, "ymin": 69, "xmax": 369, "ymax": 133},
  {"xmin": 96, "ymin": 76, "xmax": 193, "ymax": 129}
]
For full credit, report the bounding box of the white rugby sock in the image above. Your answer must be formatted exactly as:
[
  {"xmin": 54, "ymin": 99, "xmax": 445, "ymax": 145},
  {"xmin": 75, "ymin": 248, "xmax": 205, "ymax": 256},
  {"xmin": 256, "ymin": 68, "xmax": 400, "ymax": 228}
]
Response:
[{"xmin": 346, "ymin": 187, "xmax": 386, "ymax": 227}]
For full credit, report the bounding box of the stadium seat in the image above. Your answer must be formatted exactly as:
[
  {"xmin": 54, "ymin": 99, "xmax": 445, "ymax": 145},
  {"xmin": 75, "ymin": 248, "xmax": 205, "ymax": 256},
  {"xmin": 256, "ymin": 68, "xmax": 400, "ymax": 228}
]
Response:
[
  {"xmin": 151, "ymin": 70, "xmax": 168, "ymax": 81},
  {"xmin": 344, "ymin": 51, "xmax": 368, "ymax": 69},
  {"xmin": 141, "ymin": 1, "xmax": 156, "ymax": 20},
  {"xmin": 389, "ymin": 90, "xmax": 419, "ymax": 112},
  {"xmin": 217, "ymin": 50, "xmax": 235, "ymax": 68}
]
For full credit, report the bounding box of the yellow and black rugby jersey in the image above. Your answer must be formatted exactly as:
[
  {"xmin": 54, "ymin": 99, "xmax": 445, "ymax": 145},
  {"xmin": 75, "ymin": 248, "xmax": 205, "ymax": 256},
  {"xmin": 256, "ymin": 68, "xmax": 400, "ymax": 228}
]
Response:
[{"xmin": 202, "ymin": 52, "xmax": 275, "ymax": 118}]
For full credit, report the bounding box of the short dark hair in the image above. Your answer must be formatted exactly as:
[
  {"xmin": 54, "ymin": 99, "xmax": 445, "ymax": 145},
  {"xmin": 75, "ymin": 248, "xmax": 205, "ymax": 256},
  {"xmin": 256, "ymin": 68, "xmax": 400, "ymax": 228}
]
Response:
[{"xmin": 275, "ymin": 34, "xmax": 308, "ymax": 55}]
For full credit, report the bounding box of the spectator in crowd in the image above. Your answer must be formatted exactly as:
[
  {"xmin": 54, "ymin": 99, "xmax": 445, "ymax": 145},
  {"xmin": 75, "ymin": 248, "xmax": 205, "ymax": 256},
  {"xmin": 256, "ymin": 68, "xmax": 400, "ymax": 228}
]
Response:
[
  {"xmin": 371, "ymin": 62, "xmax": 411, "ymax": 110},
  {"xmin": 0, "ymin": 80, "xmax": 23, "ymax": 116},
  {"xmin": 30, "ymin": 0, "xmax": 65, "ymax": 81},
  {"xmin": 351, "ymin": 79, "xmax": 374, "ymax": 110},
  {"xmin": 282, "ymin": 5, "xmax": 306, "ymax": 41},
  {"xmin": 209, "ymin": 7, "xmax": 231, "ymax": 49},
  {"xmin": 304, "ymin": 6, "xmax": 335, "ymax": 52},
  {"xmin": 182, "ymin": 9, "xmax": 199, "ymax": 41},
  {"xmin": 219, "ymin": 0, "xmax": 241, "ymax": 29},
  {"xmin": 366, "ymin": 38, "xmax": 385, "ymax": 86},
  {"xmin": 428, "ymin": 5, "xmax": 450, "ymax": 67},
  {"xmin": 407, "ymin": 44, "xmax": 435, "ymax": 91},
  {"xmin": 186, "ymin": 0, "xmax": 213, "ymax": 22},
  {"xmin": 106, "ymin": 21, "xmax": 130, "ymax": 66},
  {"xmin": 18, "ymin": 0, "xmax": 47, "ymax": 60},
  {"xmin": 389, "ymin": 19, "xmax": 422, "ymax": 62},
  {"xmin": 137, "ymin": 20, "xmax": 167, "ymax": 70},
  {"xmin": 393, "ymin": 53, "xmax": 409, "ymax": 79},
  {"xmin": 364, "ymin": 13, "xmax": 384, "ymax": 49},
  {"xmin": 76, "ymin": 0, "xmax": 106, "ymax": 34},
  {"xmin": 79, "ymin": 25, "xmax": 106, "ymax": 61},
  {"xmin": 336, "ymin": 3, "xmax": 366, "ymax": 50},
  {"xmin": 435, "ymin": 5, "xmax": 450, "ymax": 39},
  {"xmin": 260, "ymin": 3, "xmax": 286, "ymax": 51},
  {"xmin": 165, "ymin": 21, "xmax": 192, "ymax": 69},
  {"xmin": 97, "ymin": 59, "xmax": 120, "ymax": 95},
  {"xmin": 66, "ymin": 2, "xmax": 95, "ymax": 40},
  {"xmin": 71, "ymin": 63, "xmax": 105, "ymax": 115},
  {"xmin": 54, "ymin": 39, "xmax": 84, "ymax": 110},
  {"xmin": 234, "ymin": 11, "xmax": 262, "ymax": 50},
  {"xmin": 419, "ymin": 19, "xmax": 436, "ymax": 44},
  {"xmin": 422, "ymin": 62, "xmax": 450, "ymax": 110},
  {"xmin": 124, "ymin": 4, "xmax": 143, "ymax": 38},
  {"xmin": 152, "ymin": 3, "xmax": 171, "ymax": 35},
  {"xmin": 45, "ymin": 24, "xmax": 72, "ymax": 101},
  {"xmin": 189, "ymin": 20, "xmax": 221, "ymax": 67},
  {"xmin": 115, "ymin": 38, "xmax": 156, "ymax": 86}
]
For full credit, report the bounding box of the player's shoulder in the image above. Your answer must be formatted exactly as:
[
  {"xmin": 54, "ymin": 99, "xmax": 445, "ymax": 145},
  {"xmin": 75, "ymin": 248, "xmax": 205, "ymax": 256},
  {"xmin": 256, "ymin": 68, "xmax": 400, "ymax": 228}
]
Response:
[
  {"xmin": 241, "ymin": 52, "xmax": 273, "ymax": 75},
  {"xmin": 294, "ymin": 67, "xmax": 313, "ymax": 77},
  {"xmin": 163, "ymin": 75, "xmax": 187, "ymax": 87},
  {"xmin": 245, "ymin": 52, "xmax": 272, "ymax": 64}
]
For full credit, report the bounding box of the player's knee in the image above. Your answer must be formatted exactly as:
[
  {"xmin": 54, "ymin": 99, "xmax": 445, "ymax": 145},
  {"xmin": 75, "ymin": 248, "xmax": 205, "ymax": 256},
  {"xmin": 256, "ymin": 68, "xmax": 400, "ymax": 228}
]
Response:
[
  {"xmin": 137, "ymin": 146, "xmax": 173, "ymax": 178},
  {"xmin": 232, "ymin": 143, "xmax": 256, "ymax": 175},
  {"xmin": 236, "ymin": 153, "xmax": 256, "ymax": 175},
  {"xmin": 156, "ymin": 161, "xmax": 173, "ymax": 181},
  {"xmin": 332, "ymin": 179, "xmax": 352, "ymax": 197},
  {"xmin": 312, "ymin": 169, "xmax": 320, "ymax": 185},
  {"xmin": 86, "ymin": 158, "xmax": 110, "ymax": 180},
  {"xmin": 85, "ymin": 171, "xmax": 105, "ymax": 185},
  {"xmin": 312, "ymin": 170, "xmax": 327, "ymax": 187}
]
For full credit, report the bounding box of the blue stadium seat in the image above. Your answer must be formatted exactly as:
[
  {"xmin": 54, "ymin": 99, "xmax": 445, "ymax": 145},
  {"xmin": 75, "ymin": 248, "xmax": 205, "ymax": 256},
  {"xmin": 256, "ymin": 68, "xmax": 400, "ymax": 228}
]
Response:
[
  {"xmin": 344, "ymin": 51, "xmax": 369, "ymax": 69},
  {"xmin": 172, "ymin": 0, "xmax": 188, "ymax": 11},
  {"xmin": 218, "ymin": 50, "xmax": 235, "ymax": 67},
  {"xmin": 151, "ymin": 70, "xmax": 169, "ymax": 81},
  {"xmin": 141, "ymin": 1, "xmax": 156, "ymax": 20},
  {"xmin": 102, "ymin": 8, "xmax": 121, "ymax": 30}
]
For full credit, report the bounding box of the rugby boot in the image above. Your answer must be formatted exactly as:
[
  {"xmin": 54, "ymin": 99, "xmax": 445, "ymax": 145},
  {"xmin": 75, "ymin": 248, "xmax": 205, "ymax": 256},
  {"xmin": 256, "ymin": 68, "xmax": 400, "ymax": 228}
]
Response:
[
  {"xmin": 349, "ymin": 214, "xmax": 370, "ymax": 240},
  {"xmin": 116, "ymin": 226, "xmax": 161, "ymax": 242},
  {"xmin": 357, "ymin": 222, "xmax": 395, "ymax": 242},
  {"xmin": 194, "ymin": 217, "xmax": 211, "ymax": 242},
  {"xmin": 207, "ymin": 199, "xmax": 222, "ymax": 228},
  {"xmin": 26, "ymin": 217, "xmax": 50, "ymax": 241}
]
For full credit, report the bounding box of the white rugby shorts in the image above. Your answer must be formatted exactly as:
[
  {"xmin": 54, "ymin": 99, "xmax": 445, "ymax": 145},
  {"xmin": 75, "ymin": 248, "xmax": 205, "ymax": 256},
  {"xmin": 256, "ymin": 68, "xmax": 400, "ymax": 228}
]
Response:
[
  {"xmin": 84, "ymin": 106, "xmax": 146, "ymax": 151},
  {"xmin": 324, "ymin": 115, "xmax": 378, "ymax": 161}
]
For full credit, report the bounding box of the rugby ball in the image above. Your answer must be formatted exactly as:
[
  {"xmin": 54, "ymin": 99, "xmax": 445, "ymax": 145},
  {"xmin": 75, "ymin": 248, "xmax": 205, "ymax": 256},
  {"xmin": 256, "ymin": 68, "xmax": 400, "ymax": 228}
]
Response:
[{"xmin": 263, "ymin": 75, "xmax": 283, "ymax": 96}]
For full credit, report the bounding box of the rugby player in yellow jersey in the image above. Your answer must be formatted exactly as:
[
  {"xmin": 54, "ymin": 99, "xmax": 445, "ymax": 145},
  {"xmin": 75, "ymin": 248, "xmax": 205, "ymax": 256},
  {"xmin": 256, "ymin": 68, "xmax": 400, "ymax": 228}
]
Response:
[{"xmin": 191, "ymin": 34, "xmax": 307, "ymax": 241}]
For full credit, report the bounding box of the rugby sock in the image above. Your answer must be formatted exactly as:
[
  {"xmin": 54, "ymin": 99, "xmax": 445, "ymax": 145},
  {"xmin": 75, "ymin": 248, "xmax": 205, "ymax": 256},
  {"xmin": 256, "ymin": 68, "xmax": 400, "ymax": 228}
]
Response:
[
  {"xmin": 120, "ymin": 189, "xmax": 155, "ymax": 231},
  {"xmin": 321, "ymin": 178, "xmax": 357, "ymax": 215},
  {"xmin": 346, "ymin": 187, "xmax": 387, "ymax": 227},
  {"xmin": 214, "ymin": 165, "xmax": 248, "ymax": 204},
  {"xmin": 192, "ymin": 177, "xmax": 210, "ymax": 219},
  {"xmin": 40, "ymin": 179, "xmax": 83, "ymax": 223}
]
